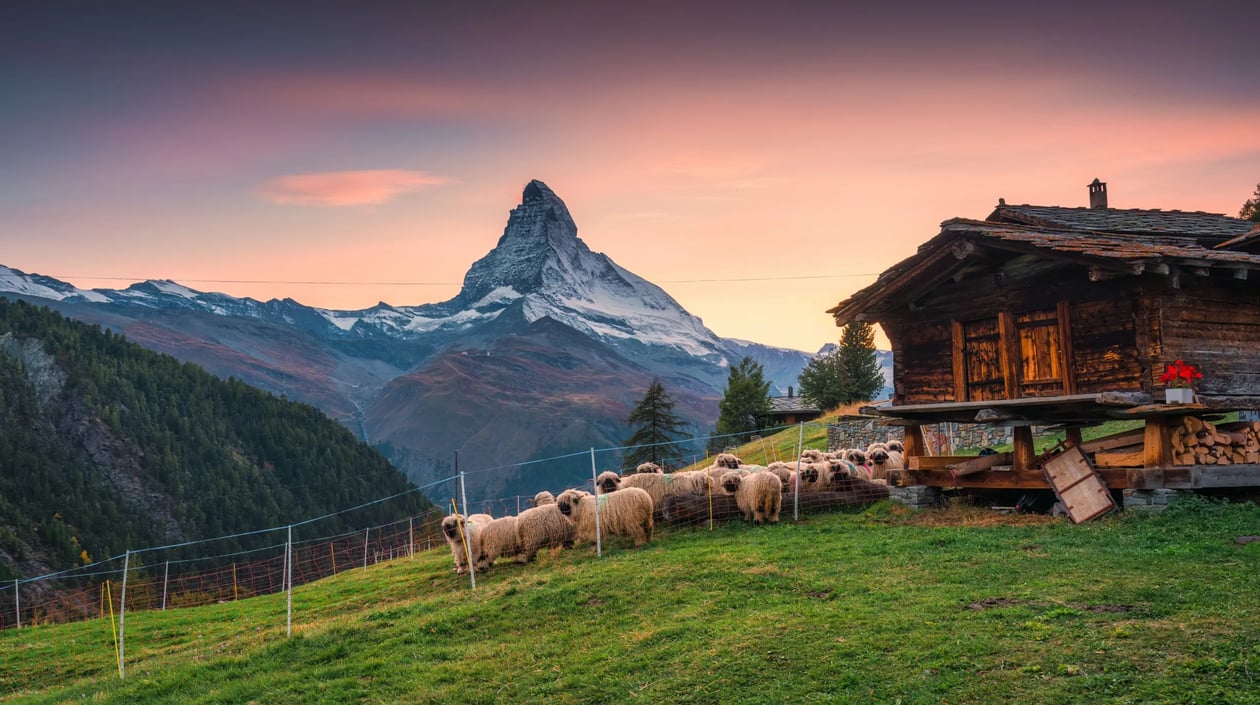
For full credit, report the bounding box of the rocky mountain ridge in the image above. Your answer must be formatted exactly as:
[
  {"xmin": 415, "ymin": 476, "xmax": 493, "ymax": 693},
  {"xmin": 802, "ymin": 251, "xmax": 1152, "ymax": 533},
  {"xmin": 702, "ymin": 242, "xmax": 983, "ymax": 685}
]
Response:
[{"xmin": 0, "ymin": 180, "xmax": 841, "ymax": 498}]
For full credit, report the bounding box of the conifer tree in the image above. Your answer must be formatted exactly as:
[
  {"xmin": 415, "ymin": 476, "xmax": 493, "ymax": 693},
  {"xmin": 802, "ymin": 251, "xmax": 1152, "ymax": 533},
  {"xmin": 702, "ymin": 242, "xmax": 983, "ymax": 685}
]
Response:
[
  {"xmin": 622, "ymin": 379, "xmax": 686, "ymax": 471},
  {"xmin": 1241, "ymin": 182, "xmax": 1260, "ymax": 223},
  {"xmin": 714, "ymin": 356, "xmax": 772, "ymax": 449},
  {"xmin": 837, "ymin": 322, "xmax": 886, "ymax": 402},
  {"xmin": 797, "ymin": 347, "xmax": 850, "ymax": 411}
]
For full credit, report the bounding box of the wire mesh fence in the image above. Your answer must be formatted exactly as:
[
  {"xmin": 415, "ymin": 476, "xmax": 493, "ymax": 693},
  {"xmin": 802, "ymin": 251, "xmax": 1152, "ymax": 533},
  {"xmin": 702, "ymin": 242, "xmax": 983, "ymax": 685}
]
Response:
[{"xmin": 0, "ymin": 420, "xmax": 903, "ymax": 695}]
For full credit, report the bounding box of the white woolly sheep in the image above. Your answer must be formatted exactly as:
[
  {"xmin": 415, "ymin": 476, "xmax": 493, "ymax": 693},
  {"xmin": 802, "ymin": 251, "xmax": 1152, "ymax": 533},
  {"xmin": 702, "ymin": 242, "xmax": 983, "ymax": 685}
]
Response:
[
  {"xmin": 635, "ymin": 462, "xmax": 664, "ymax": 474},
  {"xmin": 865, "ymin": 442, "xmax": 903, "ymax": 481},
  {"xmin": 555, "ymin": 487, "xmax": 653, "ymax": 548},
  {"xmin": 886, "ymin": 439, "xmax": 905, "ymax": 453},
  {"xmin": 475, "ymin": 515, "xmax": 519, "ymax": 571},
  {"xmin": 719, "ymin": 470, "xmax": 782, "ymax": 524},
  {"xmin": 441, "ymin": 513, "xmax": 492, "ymax": 574},
  {"xmin": 765, "ymin": 461, "xmax": 794, "ymax": 491},
  {"xmin": 599, "ymin": 470, "xmax": 715, "ymax": 515},
  {"xmin": 531, "ymin": 490, "xmax": 556, "ymax": 506},
  {"xmin": 798, "ymin": 449, "xmax": 824, "ymax": 463},
  {"xmin": 514, "ymin": 503, "xmax": 576, "ymax": 563},
  {"xmin": 712, "ymin": 453, "xmax": 743, "ymax": 470}
]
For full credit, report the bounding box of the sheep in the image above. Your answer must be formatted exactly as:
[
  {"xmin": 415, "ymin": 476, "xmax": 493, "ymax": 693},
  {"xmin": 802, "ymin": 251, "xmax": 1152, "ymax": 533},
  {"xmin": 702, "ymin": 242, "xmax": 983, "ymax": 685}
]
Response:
[
  {"xmin": 765, "ymin": 461, "xmax": 794, "ymax": 491},
  {"xmin": 475, "ymin": 515, "xmax": 519, "ymax": 571},
  {"xmin": 712, "ymin": 453, "xmax": 743, "ymax": 470},
  {"xmin": 865, "ymin": 442, "xmax": 903, "ymax": 482},
  {"xmin": 556, "ymin": 487, "xmax": 653, "ymax": 548},
  {"xmin": 719, "ymin": 470, "xmax": 783, "ymax": 524},
  {"xmin": 514, "ymin": 502, "xmax": 576, "ymax": 563},
  {"xmin": 886, "ymin": 439, "xmax": 905, "ymax": 453},
  {"xmin": 842, "ymin": 448, "xmax": 868, "ymax": 467},
  {"xmin": 532, "ymin": 490, "xmax": 556, "ymax": 506},
  {"xmin": 659, "ymin": 492, "xmax": 741, "ymax": 527},
  {"xmin": 441, "ymin": 513, "xmax": 493, "ymax": 574},
  {"xmin": 598, "ymin": 470, "xmax": 716, "ymax": 517},
  {"xmin": 635, "ymin": 462, "xmax": 664, "ymax": 474},
  {"xmin": 798, "ymin": 449, "xmax": 824, "ymax": 463}
]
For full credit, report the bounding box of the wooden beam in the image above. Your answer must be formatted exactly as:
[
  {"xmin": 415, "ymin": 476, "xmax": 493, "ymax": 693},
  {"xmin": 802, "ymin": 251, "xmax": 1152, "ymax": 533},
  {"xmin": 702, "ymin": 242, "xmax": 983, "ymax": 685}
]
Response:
[
  {"xmin": 1013, "ymin": 427, "xmax": 1036, "ymax": 472},
  {"xmin": 1066, "ymin": 426, "xmax": 1084, "ymax": 447},
  {"xmin": 1095, "ymin": 449, "xmax": 1144, "ymax": 467},
  {"xmin": 903, "ymin": 425, "xmax": 925, "ymax": 459},
  {"xmin": 951, "ymin": 320, "xmax": 967, "ymax": 402},
  {"xmin": 1144, "ymin": 417, "xmax": 1173, "ymax": 468},
  {"xmin": 1127, "ymin": 467, "xmax": 1165, "ymax": 489},
  {"xmin": 948, "ymin": 452, "xmax": 1013, "ymax": 478},
  {"xmin": 1080, "ymin": 428, "xmax": 1146, "ymax": 454},
  {"xmin": 998, "ymin": 311, "xmax": 1019, "ymax": 399},
  {"xmin": 1057, "ymin": 300, "xmax": 1077, "ymax": 395}
]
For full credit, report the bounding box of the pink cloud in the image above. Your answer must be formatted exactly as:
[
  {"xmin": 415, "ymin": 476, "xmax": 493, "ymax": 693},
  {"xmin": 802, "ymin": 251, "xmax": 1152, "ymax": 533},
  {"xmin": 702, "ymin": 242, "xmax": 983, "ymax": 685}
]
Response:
[{"xmin": 259, "ymin": 169, "xmax": 449, "ymax": 206}]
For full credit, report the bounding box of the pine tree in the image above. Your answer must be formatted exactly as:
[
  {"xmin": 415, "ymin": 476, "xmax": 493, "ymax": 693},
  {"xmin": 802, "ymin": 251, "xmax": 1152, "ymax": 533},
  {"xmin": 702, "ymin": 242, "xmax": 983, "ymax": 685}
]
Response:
[
  {"xmin": 797, "ymin": 347, "xmax": 850, "ymax": 411},
  {"xmin": 714, "ymin": 357, "xmax": 772, "ymax": 449},
  {"xmin": 837, "ymin": 322, "xmax": 886, "ymax": 402},
  {"xmin": 622, "ymin": 379, "xmax": 687, "ymax": 471},
  {"xmin": 1241, "ymin": 182, "xmax": 1260, "ymax": 223}
]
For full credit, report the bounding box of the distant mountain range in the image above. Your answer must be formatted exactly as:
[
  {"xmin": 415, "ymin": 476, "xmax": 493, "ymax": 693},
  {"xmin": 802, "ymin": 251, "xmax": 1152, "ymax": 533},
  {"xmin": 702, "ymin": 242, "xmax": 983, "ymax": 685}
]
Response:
[{"xmin": 0, "ymin": 180, "xmax": 884, "ymax": 498}]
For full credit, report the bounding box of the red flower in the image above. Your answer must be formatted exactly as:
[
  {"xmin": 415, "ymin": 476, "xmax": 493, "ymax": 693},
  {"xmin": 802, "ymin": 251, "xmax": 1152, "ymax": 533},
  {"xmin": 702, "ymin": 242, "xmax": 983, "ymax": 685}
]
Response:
[{"xmin": 1160, "ymin": 359, "xmax": 1202, "ymax": 389}]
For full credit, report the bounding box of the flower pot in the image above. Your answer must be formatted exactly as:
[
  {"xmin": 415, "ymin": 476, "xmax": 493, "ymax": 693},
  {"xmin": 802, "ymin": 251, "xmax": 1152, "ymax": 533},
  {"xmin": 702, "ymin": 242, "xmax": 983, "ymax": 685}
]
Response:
[{"xmin": 1165, "ymin": 388, "xmax": 1195, "ymax": 404}]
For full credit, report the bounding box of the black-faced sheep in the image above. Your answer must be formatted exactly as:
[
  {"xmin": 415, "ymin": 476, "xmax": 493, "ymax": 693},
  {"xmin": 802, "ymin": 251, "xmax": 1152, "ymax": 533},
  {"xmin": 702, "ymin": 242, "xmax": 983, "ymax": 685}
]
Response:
[
  {"xmin": 514, "ymin": 502, "xmax": 576, "ymax": 563},
  {"xmin": 865, "ymin": 442, "xmax": 903, "ymax": 481},
  {"xmin": 635, "ymin": 462, "xmax": 664, "ymax": 474},
  {"xmin": 719, "ymin": 470, "xmax": 783, "ymax": 524},
  {"xmin": 441, "ymin": 513, "xmax": 492, "ymax": 574},
  {"xmin": 598, "ymin": 470, "xmax": 713, "ymax": 517},
  {"xmin": 712, "ymin": 453, "xmax": 743, "ymax": 470},
  {"xmin": 475, "ymin": 516, "xmax": 519, "ymax": 571},
  {"xmin": 798, "ymin": 449, "xmax": 824, "ymax": 463},
  {"xmin": 556, "ymin": 487, "xmax": 654, "ymax": 548},
  {"xmin": 765, "ymin": 461, "xmax": 794, "ymax": 491}
]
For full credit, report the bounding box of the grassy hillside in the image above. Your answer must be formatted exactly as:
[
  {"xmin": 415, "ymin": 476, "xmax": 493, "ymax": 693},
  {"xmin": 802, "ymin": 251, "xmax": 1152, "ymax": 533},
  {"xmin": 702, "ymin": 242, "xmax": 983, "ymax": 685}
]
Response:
[{"xmin": 3, "ymin": 497, "xmax": 1257, "ymax": 704}]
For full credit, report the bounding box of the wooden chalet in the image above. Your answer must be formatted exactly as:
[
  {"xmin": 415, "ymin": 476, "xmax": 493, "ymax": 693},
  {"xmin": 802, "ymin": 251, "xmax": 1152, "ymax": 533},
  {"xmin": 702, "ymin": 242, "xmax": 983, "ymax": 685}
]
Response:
[
  {"xmin": 769, "ymin": 387, "xmax": 822, "ymax": 426},
  {"xmin": 828, "ymin": 180, "xmax": 1260, "ymax": 495}
]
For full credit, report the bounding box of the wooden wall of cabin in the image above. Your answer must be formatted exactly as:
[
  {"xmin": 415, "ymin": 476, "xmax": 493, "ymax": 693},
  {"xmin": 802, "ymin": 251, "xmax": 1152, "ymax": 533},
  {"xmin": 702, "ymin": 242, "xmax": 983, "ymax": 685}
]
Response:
[
  {"xmin": 1156, "ymin": 280, "xmax": 1260, "ymax": 399},
  {"xmin": 880, "ymin": 268, "xmax": 1149, "ymax": 403},
  {"xmin": 1069, "ymin": 297, "xmax": 1143, "ymax": 394},
  {"xmin": 884, "ymin": 320, "xmax": 954, "ymax": 402}
]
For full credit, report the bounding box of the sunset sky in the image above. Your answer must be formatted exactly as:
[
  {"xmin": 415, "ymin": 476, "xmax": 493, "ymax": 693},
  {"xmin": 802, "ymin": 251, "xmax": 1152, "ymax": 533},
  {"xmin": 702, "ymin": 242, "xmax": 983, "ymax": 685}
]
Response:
[{"xmin": 3, "ymin": 0, "xmax": 1258, "ymax": 352}]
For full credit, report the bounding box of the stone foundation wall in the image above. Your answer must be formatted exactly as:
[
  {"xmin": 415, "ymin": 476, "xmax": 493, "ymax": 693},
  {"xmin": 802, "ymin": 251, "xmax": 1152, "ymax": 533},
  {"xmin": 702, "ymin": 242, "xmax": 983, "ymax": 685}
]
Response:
[
  {"xmin": 1123, "ymin": 488, "xmax": 1184, "ymax": 513},
  {"xmin": 889, "ymin": 485, "xmax": 942, "ymax": 510},
  {"xmin": 827, "ymin": 420, "xmax": 1016, "ymax": 454}
]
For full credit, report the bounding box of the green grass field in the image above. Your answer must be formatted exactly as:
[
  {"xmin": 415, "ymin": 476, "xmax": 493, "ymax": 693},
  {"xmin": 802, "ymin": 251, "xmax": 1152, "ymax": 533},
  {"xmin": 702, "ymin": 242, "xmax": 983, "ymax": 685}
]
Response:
[{"xmin": 3, "ymin": 494, "xmax": 1258, "ymax": 704}]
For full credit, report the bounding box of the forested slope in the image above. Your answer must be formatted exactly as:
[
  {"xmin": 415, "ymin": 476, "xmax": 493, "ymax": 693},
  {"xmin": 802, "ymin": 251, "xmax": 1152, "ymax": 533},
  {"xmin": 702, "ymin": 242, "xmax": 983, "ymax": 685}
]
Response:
[{"xmin": 0, "ymin": 298, "xmax": 430, "ymax": 581}]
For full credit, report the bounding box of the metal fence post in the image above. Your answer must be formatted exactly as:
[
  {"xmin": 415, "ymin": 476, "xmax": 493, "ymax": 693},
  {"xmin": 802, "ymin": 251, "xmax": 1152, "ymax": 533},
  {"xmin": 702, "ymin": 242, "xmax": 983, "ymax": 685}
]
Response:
[{"xmin": 590, "ymin": 448, "xmax": 601, "ymax": 557}]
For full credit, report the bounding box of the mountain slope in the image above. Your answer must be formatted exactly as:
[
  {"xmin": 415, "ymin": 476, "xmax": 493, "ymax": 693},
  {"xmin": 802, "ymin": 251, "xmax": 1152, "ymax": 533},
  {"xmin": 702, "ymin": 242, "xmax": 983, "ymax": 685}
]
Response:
[
  {"xmin": 0, "ymin": 180, "xmax": 828, "ymax": 498},
  {"xmin": 0, "ymin": 299, "xmax": 430, "ymax": 581}
]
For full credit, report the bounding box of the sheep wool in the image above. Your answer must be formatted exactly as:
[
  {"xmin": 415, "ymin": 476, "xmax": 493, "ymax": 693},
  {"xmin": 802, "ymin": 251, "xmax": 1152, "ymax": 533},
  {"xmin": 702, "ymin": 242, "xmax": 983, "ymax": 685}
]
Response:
[
  {"xmin": 719, "ymin": 470, "xmax": 783, "ymax": 524},
  {"xmin": 441, "ymin": 513, "xmax": 491, "ymax": 574},
  {"xmin": 532, "ymin": 490, "xmax": 557, "ymax": 506},
  {"xmin": 635, "ymin": 462, "xmax": 664, "ymax": 474},
  {"xmin": 514, "ymin": 503, "xmax": 577, "ymax": 563},
  {"xmin": 476, "ymin": 515, "xmax": 519, "ymax": 571},
  {"xmin": 556, "ymin": 487, "xmax": 653, "ymax": 548}
]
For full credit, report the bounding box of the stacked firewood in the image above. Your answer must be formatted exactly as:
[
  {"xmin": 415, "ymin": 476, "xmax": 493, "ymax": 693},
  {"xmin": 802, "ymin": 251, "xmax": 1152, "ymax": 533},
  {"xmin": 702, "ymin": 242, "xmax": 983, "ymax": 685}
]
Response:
[{"xmin": 1171, "ymin": 417, "xmax": 1260, "ymax": 465}]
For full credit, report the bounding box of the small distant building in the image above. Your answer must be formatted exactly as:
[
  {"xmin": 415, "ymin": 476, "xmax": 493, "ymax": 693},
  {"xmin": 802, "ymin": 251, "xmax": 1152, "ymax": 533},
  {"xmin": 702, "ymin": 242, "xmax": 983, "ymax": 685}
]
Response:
[
  {"xmin": 769, "ymin": 387, "xmax": 822, "ymax": 425},
  {"xmin": 827, "ymin": 179, "xmax": 1260, "ymax": 496}
]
